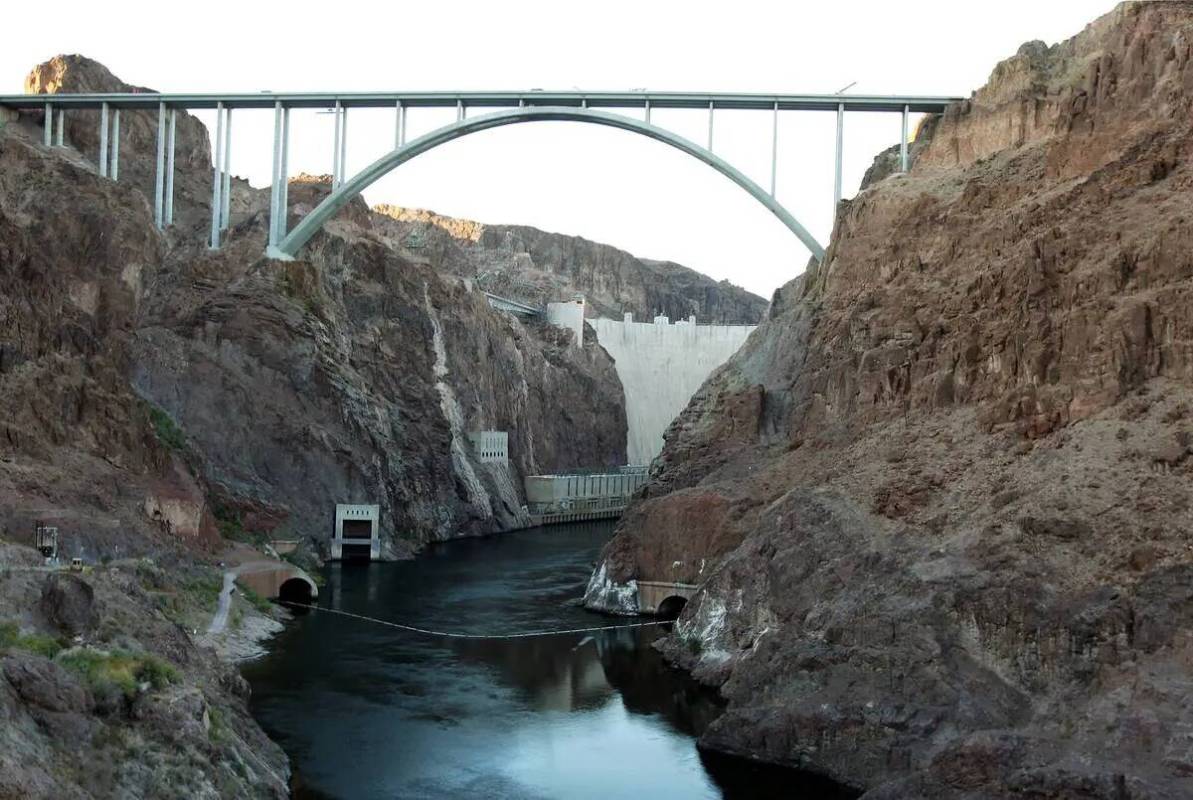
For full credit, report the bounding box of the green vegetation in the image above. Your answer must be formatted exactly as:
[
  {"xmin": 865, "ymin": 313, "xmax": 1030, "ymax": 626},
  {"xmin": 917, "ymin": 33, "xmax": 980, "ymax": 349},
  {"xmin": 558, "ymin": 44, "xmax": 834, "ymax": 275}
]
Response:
[
  {"xmin": 238, "ymin": 585, "xmax": 274, "ymax": 615},
  {"xmin": 58, "ymin": 648, "xmax": 179, "ymax": 699},
  {"xmin": 148, "ymin": 405, "xmax": 186, "ymax": 451},
  {"xmin": 137, "ymin": 564, "xmax": 223, "ymax": 626},
  {"xmin": 211, "ymin": 504, "xmax": 267, "ymax": 547},
  {"xmin": 0, "ymin": 621, "xmax": 65, "ymax": 658},
  {"xmin": 208, "ymin": 706, "xmax": 229, "ymax": 743}
]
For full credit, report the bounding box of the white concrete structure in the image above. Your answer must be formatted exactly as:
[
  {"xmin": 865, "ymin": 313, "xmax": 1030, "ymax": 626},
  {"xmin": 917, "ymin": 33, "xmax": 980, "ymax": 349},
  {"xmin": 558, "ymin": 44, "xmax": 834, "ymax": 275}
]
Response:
[
  {"xmin": 590, "ymin": 314, "xmax": 756, "ymax": 465},
  {"xmin": 332, "ymin": 503, "xmax": 380, "ymax": 560},
  {"xmin": 546, "ymin": 294, "xmax": 586, "ymax": 347},
  {"xmin": 524, "ymin": 468, "xmax": 649, "ymax": 514},
  {"xmin": 467, "ymin": 430, "xmax": 508, "ymax": 463}
]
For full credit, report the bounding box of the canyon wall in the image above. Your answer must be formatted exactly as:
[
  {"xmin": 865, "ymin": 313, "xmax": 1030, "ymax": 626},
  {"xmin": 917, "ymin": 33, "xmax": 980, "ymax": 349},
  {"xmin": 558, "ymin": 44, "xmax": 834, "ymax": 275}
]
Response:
[
  {"xmin": 5, "ymin": 57, "xmax": 629, "ymax": 559},
  {"xmin": 372, "ymin": 205, "xmax": 768, "ymax": 324},
  {"xmin": 589, "ymin": 316, "xmax": 756, "ymax": 464},
  {"xmin": 587, "ymin": 3, "xmax": 1193, "ymax": 797}
]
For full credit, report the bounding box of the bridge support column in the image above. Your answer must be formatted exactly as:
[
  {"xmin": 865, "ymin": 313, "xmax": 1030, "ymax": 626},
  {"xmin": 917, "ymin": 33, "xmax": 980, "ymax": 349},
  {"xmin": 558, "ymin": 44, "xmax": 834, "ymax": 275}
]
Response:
[
  {"xmin": 110, "ymin": 110, "xmax": 120, "ymax": 181},
  {"xmin": 770, "ymin": 101, "xmax": 778, "ymax": 197},
  {"xmin": 833, "ymin": 102, "xmax": 844, "ymax": 214},
  {"xmin": 394, "ymin": 99, "xmax": 404, "ymax": 148},
  {"xmin": 43, "ymin": 101, "xmax": 51, "ymax": 147},
  {"xmin": 209, "ymin": 102, "xmax": 225, "ymax": 249},
  {"xmin": 644, "ymin": 98, "xmax": 650, "ymax": 124},
  {"xmin": 331, "ymin": 101, "xmax": 342, "ymax": 186},
  {"xmin": 98, "ymin": 102, "xmax": 109, "ymax": 177},
  {"xmin": 707, "ymin": 100, "xmax": 714, "ymax": 151},
  {"xmin": 164, "ymin": 110, "xmax": 176, "ymax": 225},
  {"xmin": 338, "ymin": 106, "xmax": 348, "ymax": 187},
  {"xmin": 900, "ymin": 104, "xmax": 909, "ymax": 172},
  {"xmin": 220, "ymin": 108, "xmax": 232, "ymax": 230},
  {"xmin": 279, "ymin": 107, "xmax": 290, "ymax": 239},
  {"xmin": 55, "ymin": 110, "xmax": 63, "ymax": 146},
  {"xmin": 269, "ymin": 101, "xmax": 283, "ymax": 248},
  {"xmin": 154, "ymin": 102, "xmax": 166, "ymax": 229}
]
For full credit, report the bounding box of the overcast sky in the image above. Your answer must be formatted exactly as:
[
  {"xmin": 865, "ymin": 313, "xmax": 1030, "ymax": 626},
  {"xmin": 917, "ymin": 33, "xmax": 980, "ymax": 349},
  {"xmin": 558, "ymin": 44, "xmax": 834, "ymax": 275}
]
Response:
[{"xmin": 4, "ymin": 0, "xmax": 1115, "ymax": 299}]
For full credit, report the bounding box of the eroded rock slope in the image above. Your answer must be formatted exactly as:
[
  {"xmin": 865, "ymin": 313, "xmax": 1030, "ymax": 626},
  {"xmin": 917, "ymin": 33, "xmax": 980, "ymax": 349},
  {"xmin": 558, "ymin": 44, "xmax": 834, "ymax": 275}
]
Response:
[{"xmin": 586, "ymin": 3, "xmax": 1193, "ymax": 797}]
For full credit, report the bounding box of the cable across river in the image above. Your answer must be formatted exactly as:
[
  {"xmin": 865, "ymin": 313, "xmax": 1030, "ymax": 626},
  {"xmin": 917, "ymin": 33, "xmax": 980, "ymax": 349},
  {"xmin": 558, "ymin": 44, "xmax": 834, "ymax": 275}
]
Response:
[{"xmin": 279, "ymin": 600, "xmax": 674, "ymax": 640}]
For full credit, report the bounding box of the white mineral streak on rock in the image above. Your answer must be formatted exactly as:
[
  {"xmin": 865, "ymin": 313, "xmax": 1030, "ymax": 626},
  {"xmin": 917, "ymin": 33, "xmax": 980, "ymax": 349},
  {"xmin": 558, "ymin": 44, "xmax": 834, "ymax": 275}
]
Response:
[
  {"xmin": 583, "ymin": 561, "xmax": 640, "ymax": 615},
  {"xmin": 424, "ymin": 285, "xmax": 490, "ymax": 515}
]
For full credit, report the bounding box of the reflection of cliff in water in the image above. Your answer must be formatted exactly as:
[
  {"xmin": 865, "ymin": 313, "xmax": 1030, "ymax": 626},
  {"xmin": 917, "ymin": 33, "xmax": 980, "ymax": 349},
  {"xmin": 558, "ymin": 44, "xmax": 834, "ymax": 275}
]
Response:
[
  {"xmin": 444, "ymin": 621, "xmax": 726, "ymax": 732},
  {"xmin": 447, "ymin": 631, "xmax": 612, "ymax": 712},
  {"xmin": 594, "ymin": 626, "xmax": 724, "ymax": 735}
]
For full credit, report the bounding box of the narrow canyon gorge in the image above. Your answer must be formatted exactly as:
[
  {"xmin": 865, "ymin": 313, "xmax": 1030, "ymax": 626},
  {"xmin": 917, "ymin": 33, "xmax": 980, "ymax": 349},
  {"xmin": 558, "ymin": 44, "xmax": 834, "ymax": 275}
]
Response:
[{"xmin": 1, "ymin": 2, "xmax": 1191, "ymax": 798}]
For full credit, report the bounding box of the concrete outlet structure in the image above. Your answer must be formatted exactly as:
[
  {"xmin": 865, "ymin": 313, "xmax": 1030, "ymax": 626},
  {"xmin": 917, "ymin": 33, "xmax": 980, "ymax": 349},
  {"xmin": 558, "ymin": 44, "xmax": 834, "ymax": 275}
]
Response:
[
  {"xmin": 467, "ymin": 430, "xmax": 509, "ymax": 463},
  {"xmin": 332, "ymin": 503, "xmax": 380, "ymax": 560},
  {"xmin": 546, "ymin": 294, "xmax": 586, "ymax": 347}
]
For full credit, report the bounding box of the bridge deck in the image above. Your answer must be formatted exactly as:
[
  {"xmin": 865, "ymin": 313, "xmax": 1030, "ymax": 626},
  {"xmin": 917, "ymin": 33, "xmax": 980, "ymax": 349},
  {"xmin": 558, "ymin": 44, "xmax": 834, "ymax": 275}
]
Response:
[{"xmin": 0, "ymin": 90, "xmax": 961, "ymax": 113}]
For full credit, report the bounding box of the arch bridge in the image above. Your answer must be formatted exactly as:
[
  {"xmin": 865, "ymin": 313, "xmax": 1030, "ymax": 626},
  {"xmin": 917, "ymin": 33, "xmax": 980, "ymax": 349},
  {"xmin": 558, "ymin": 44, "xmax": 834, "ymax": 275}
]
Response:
[{"xmin": 1, "ymin": 89, "xmax": 960, "ymax": 266}]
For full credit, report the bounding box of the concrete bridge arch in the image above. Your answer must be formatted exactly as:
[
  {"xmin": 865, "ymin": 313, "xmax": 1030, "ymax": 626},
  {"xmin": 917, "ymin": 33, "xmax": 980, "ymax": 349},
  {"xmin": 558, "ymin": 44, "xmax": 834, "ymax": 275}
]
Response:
[{"xmin": 271, "ymin": 106, "xmax": 827, "ymax": 263}]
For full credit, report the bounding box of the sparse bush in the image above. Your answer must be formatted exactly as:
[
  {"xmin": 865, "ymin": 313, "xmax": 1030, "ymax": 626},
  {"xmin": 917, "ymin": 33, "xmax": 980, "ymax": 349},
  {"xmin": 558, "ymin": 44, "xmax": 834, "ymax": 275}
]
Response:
[
  {"xmin": 148, "ymin": 405, "xmax": 186, "ymax": 451},
  {"xmin": 0, "ymin": 620, "xmax": 65, "ymax": 658},
  {"xmin": 59, "ymin": 648, "xmax": 179, "ymax": 699},
  {"xmin": 238, "ymin": 585, "xmax": 274, "ymax": 615}
]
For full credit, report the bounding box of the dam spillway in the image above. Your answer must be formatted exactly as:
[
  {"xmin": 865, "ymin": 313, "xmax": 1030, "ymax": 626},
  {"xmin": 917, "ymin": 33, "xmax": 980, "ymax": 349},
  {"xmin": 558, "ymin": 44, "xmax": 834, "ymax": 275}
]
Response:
[{"xmin": 590, "ymin": 314, "xmax": 756, "ymax": 465}]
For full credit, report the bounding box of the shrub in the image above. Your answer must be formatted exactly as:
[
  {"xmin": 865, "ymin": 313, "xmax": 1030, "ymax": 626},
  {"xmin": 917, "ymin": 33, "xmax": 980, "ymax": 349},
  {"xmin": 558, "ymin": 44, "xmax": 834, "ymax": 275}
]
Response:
[
  {"xmin": 0, "ymin": 621, "xmax": 17, "ymax": 649},
  {"xmin": 238, "ymin": 585, "xmax": 273, "ymax": 615},
  {"xmin": 59, "ymin": 648, "xmax": 179, "ymax": 699},
  {"xmin": 148, "ymin": 405, "xmax": 186, "ymax": 451},
  {"xmin": 0, "ymin": 621, "xmax": 64, "ymax": 658}
]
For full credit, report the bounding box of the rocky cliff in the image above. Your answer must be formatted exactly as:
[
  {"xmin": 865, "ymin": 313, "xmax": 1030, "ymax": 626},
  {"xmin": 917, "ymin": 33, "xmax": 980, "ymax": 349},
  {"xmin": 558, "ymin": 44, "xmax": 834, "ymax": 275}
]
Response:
[
  {"xmin": 586, "ymin": 3, "xmax": 1193, "ymax": 797},
  {"xmin": 372, "ymin": 205, "xmax": 768, "ymax": 323},
  {"xmin": 8, "ymin": 56, "xmax": 628, "ymax": 558},
  {"xmin": 1, "ymin": 53, "xmax": 636, "ymax": 797}
]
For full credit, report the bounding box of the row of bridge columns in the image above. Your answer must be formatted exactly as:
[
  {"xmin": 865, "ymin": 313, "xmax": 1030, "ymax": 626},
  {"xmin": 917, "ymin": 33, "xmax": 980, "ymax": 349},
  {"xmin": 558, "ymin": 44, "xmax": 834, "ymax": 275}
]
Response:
[
  {"xmin": 42, "ymin": 100, "xmax": 122, "ymax": 180},
  {"xmin": 39, "ymin": 96, "xmax": 915, "ymax": 255}
]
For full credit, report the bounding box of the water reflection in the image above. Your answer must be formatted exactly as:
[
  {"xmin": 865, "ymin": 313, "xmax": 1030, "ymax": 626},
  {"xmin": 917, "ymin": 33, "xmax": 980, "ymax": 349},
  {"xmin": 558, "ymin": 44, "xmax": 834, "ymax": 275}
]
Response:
[{"xmin": 243, "ymin": 522, "xmax": 855, "ymax": 800}]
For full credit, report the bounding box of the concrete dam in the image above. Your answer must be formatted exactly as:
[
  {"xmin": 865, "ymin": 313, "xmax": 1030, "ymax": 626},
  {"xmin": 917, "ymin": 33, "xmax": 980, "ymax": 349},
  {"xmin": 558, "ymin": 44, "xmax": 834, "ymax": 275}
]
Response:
[{"xmin": 590, "ymin": 314, "xmax": 756, "ymax": 465}]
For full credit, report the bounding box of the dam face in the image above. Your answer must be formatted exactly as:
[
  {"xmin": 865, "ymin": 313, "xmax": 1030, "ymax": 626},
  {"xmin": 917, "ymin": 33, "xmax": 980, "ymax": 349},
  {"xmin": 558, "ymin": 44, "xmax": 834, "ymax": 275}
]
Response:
[{"xmin": 590, "ymin": 314, "xmax": 756, "ymax": 465}]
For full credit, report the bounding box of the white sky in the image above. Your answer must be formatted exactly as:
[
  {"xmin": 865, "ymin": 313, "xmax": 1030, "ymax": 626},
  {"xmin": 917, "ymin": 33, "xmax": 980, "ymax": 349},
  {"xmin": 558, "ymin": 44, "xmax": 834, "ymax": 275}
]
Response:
[{"xmin": 4, "ymin": 0, "xmax": 1115, "ymax": 298}]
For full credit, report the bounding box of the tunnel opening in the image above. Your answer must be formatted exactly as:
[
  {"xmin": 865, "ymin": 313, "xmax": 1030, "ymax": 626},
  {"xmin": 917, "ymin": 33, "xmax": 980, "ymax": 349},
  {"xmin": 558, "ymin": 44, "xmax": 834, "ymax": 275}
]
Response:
[
  {"xmin": 278, "ymin": 577, "xmax": 314, "ymax": 605},
  {"xmin": 656, "ymin": 595, "xmax": 688, "ymax": 620},
  {"xmin": 340, "ymin": 543, "xmax": 373, "ymax": 561}
]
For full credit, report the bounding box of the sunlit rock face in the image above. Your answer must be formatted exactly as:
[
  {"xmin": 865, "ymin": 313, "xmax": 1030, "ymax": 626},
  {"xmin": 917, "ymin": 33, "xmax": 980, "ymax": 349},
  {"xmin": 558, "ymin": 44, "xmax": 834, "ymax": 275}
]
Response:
[{"xmin": 589, "ymin": 2, "xmax": 1193, "ymax": 795}]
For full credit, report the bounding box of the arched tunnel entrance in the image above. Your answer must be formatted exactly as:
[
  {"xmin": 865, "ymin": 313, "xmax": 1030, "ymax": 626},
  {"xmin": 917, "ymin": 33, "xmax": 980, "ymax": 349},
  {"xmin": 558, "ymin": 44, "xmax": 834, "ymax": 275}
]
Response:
[
  {"xmin": 656, "ymin": 595, "xmax": 688, "ymax": 620},
  {"xmin": 278, "ymin": 576, "xmax": 315, "ymax": 605}
]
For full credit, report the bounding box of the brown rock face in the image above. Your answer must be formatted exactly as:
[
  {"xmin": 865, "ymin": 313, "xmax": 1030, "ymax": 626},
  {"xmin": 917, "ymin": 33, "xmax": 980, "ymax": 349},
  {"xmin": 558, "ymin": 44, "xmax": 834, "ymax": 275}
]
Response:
[
  {"xmin": 24, "ymin": 55, "xmax": 218, "ymax": 230},
  {"xmin": 4, "ymin": 55, "xmax": 633, "ymax": 557},
  {"xmin": 588, "ymin": 3, "xmax": 1193, "ymax": 796},
  {"xmin": 372, "ymin": 205, "xmax": 768, "ymax": 323}
]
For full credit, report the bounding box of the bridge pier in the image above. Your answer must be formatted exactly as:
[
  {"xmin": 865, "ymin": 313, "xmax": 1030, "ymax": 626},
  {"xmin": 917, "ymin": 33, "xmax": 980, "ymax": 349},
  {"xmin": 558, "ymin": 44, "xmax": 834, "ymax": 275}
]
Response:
[
  {"xmin": 154, "ymin": 102, "xmax": 166, "ymax": 229},
  {"xmin": 164, "ymin": 109, "xmax": 176, "ymax": 225},
  {"xmin": 110, "ymin": 109, "xmax": 120, "ymax": 181}
]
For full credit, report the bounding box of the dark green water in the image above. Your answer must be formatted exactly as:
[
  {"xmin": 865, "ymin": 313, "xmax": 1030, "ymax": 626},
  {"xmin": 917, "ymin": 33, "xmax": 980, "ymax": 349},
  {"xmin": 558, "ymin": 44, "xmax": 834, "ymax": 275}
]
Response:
[{"xmin": 242, "ymin": 521, "xmax": 853, "ymax": 800}]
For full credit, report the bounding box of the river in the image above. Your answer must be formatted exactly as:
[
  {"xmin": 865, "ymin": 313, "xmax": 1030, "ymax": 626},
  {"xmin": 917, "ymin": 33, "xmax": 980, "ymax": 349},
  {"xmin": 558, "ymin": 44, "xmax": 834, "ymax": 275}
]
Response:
[{"xmin": 242, "ymin": 521, "xmax": 855, "ymax": 799}]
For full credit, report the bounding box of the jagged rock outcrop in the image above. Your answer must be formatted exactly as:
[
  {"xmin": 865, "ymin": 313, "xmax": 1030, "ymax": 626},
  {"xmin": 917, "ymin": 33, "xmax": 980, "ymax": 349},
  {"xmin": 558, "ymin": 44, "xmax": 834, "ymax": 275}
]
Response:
[
  {"xmin": 24, "ymin": 55, "xmax": 229, "ymax": 231},
  {"xmin": 129, "ymin": 176, "xmax": 627, "ymax": 553},
  {"xmin": 587, "ymin": 3, "xmax": 1193, "ymax": 796},
  {"xmin": 4, "ymin": 60, "xmax": 628, "ymax": 556},
  {"xmin": 373, "ymin": 205, "xmax": 768, "ymax": 323}
]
